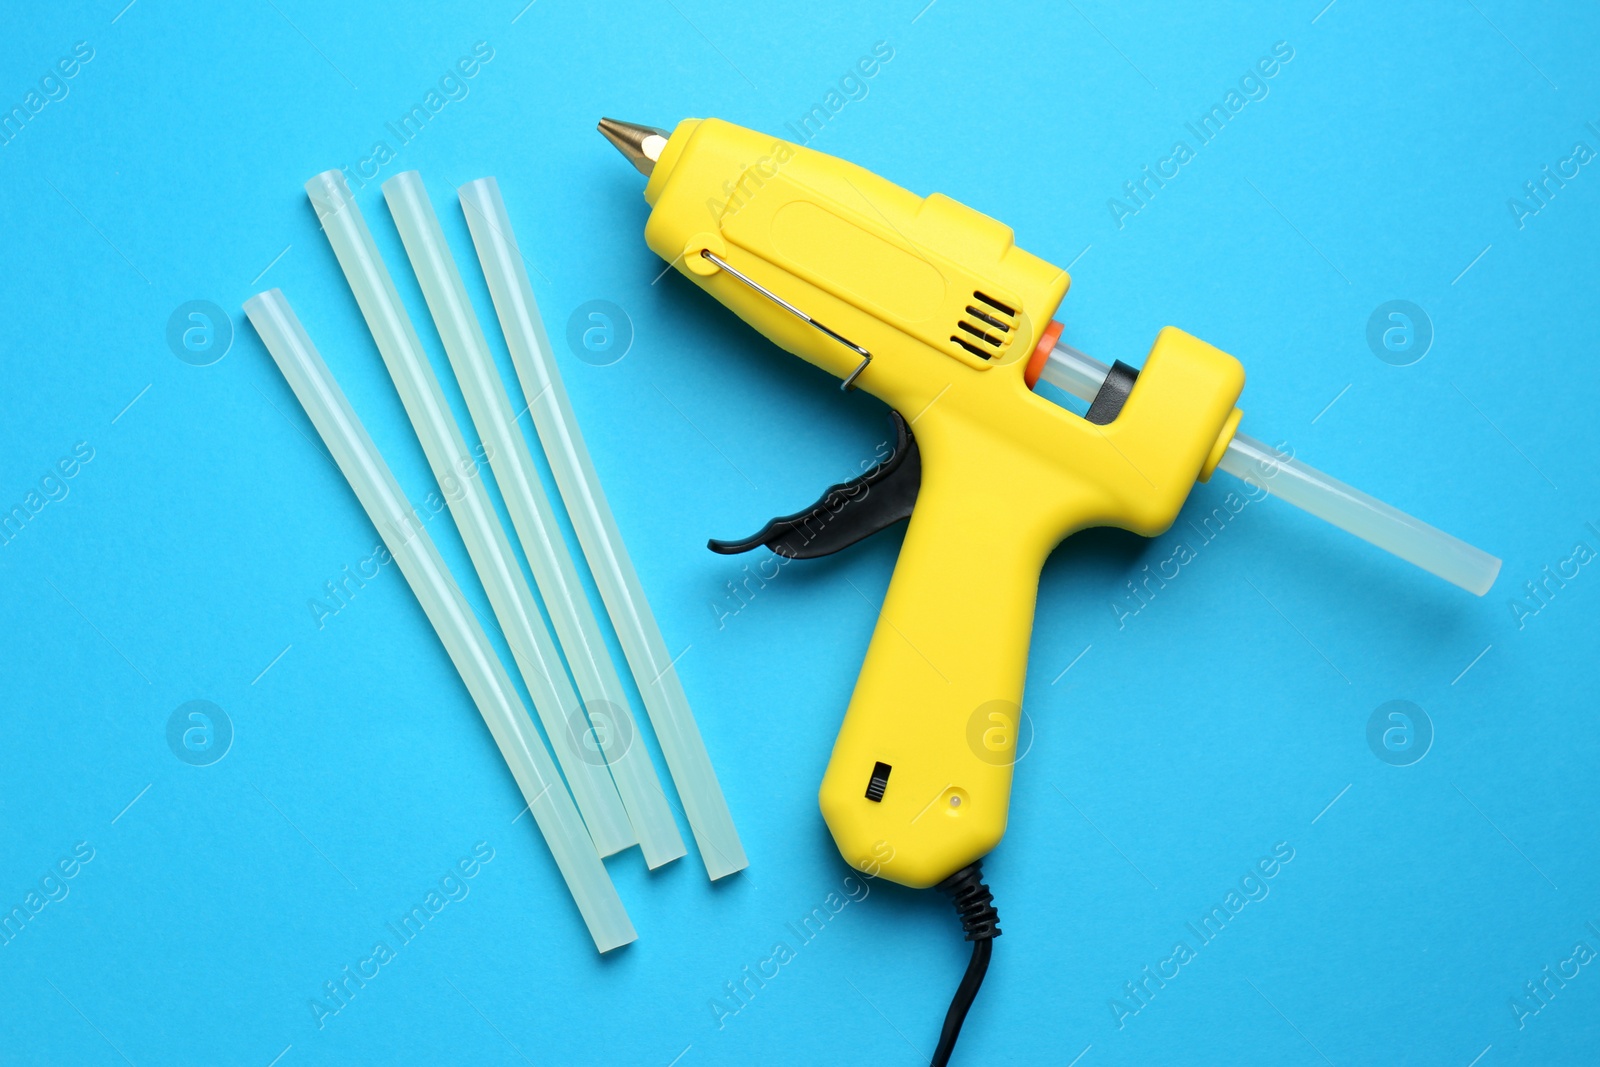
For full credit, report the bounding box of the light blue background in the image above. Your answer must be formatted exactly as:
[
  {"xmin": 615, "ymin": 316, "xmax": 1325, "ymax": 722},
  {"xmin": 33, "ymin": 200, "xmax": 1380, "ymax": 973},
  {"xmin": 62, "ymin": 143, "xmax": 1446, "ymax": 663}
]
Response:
[{"xmin": 2, "ymin": 1, "xmax": 1597, "ymax": 1064}]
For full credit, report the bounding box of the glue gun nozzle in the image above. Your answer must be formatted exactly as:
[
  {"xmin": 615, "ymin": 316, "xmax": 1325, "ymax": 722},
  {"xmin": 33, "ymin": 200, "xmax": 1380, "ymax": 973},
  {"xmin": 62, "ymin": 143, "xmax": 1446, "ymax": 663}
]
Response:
[{"xmin": 598, "ymin": 117, "xmax": 671, "ymax": 176}]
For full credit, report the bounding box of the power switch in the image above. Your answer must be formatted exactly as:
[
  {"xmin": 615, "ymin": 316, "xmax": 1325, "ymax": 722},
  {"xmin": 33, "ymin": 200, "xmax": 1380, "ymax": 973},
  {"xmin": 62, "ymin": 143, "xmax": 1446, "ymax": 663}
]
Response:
[{"xmin": 865, "ymin": 761, "xmax": 892, "ymax": 802}]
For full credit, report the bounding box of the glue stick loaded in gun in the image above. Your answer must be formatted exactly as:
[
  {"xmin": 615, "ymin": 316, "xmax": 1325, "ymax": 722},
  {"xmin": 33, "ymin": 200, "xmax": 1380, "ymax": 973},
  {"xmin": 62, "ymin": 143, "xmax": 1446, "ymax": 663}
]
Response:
[{"xmin": 601, "ymin": 116, "xmax": 1501, "ymax": 1065}]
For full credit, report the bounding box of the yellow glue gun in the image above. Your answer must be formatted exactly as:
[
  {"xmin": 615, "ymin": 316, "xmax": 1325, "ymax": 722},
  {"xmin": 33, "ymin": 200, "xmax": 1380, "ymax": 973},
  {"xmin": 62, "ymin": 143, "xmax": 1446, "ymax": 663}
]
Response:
[{"xmin": 601, "ymin": 116, "xmax": 1499, "ymax": 892}]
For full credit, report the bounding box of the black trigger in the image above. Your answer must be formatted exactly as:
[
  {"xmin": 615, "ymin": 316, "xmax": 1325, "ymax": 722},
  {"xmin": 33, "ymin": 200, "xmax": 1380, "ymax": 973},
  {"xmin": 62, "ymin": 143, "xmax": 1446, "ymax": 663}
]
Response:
[{"xmin": 708, "ymin": 412, "xmax": 921, "ymax": 560}]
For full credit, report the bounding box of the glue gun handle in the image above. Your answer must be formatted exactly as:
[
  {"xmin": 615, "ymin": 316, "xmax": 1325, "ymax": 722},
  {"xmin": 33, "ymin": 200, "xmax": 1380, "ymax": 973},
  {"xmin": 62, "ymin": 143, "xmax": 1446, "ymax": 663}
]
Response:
[{"xmin": 818, "ymin": 475, "xmax": 1059, "ymax": 889}]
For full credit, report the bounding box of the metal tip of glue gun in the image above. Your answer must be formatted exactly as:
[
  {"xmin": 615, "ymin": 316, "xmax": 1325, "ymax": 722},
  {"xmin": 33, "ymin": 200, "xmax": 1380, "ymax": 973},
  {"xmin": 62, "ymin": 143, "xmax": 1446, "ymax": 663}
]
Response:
[{"xmin": 598, "ymin": 117, "xmax": 670, "ymax": 176}]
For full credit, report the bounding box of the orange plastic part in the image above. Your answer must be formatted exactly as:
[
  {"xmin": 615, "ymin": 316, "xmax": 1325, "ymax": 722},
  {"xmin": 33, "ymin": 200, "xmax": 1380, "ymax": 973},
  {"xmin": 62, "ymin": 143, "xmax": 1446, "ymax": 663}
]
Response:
[{"xmin": 1025, "ymin": 320, "xmax": 1064, "ymax": 389}]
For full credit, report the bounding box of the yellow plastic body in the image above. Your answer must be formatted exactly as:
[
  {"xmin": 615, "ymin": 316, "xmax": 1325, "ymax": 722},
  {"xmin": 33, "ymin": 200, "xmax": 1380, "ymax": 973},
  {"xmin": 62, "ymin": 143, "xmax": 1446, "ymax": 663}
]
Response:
[{"xmin": 642, "ymin": 119, "xmax": 1245, "ymax": 888}]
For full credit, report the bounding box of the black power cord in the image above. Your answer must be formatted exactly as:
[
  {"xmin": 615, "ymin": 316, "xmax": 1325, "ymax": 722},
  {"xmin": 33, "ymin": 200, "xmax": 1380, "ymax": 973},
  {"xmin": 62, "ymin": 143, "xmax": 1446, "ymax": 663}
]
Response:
[{"xmin": 931, "ymin": 862, "xmax": 1001, "ymax": 1067}]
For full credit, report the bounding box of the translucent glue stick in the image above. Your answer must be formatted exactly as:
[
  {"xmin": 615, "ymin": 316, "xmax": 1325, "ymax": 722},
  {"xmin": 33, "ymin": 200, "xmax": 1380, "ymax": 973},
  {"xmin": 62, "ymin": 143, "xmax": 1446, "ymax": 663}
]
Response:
[
  {"xmin": 244, "ymin": 290, "xmax": 635, "ymax": 952},
  {"xmin": 459, "ymin": 177, "xmax": 747, "ymax": 880},
  {"xmin": 305, "ymin": 169, "xmax": 634, "ymax": 856},
  {"xmin": 1040, "ymin": 339, "xmax": 1501, "ymax": 596},
  {"xmin": 382, "ymin": 171, "xmax": 685, "ymax": 870}
]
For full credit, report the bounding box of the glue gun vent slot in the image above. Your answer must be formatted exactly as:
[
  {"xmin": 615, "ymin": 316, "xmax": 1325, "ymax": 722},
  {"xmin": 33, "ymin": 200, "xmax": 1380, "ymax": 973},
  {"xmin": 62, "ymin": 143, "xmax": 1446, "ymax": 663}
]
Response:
[
  {"xmin": 865, "ymin": 761, "xmax": 892, "ymax": 802},
  {"xmin": 957, "ymin": 320, "xmax": 1004, "ymax": 347},
  {"xmin": 951, "ymin": 290, "xmax": 1018, "ymax": 362},
  {"xmin": 951, "ymin": 335, "xmax": 992, "ymax": 359},
  {"xmin": 973, "ymin": 290, "xmax": 1016, "ymax": 317},
  {"xmin": 965, "ymin": 306, "xmax": 1011, "ymax": 332}
]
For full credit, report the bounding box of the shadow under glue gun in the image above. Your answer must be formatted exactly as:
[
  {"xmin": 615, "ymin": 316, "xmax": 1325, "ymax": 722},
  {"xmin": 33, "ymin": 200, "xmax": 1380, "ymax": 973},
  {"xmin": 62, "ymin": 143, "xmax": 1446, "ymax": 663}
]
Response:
[{"xmin": 601, "ymin": 116, "xmax": 1500, "ymax": 1064}]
